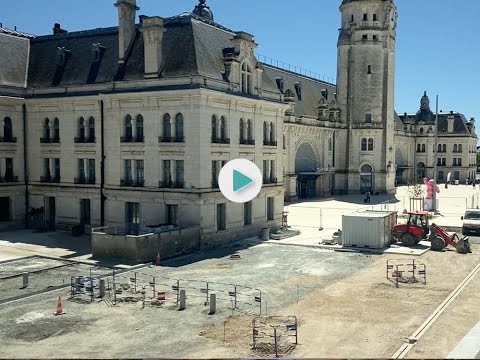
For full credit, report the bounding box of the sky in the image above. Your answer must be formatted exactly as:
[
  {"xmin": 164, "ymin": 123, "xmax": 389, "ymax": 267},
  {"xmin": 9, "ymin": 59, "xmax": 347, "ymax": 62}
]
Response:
[{"xmin": 1, "ymin": 0, "xmax": 479, "ymax": 120}]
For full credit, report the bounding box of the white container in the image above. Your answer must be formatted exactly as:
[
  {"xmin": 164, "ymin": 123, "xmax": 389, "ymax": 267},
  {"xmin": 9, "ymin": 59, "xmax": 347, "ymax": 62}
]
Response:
[{"xmin": 342, "ymin": 212, "xmax": 393, "ymax": 249}]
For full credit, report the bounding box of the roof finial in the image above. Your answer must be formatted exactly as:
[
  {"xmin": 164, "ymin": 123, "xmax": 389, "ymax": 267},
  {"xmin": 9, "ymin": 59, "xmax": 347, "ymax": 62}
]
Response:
[{"xmin": 192, "ymin": 0, "xmax": 214, "ymax": 21}]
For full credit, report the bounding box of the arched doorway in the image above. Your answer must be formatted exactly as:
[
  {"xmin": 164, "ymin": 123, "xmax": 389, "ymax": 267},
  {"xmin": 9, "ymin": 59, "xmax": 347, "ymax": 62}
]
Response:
[
  {"xmin": 360, "ymin": 164, "xmax": 373, "ymax": 194},
  {"xmin": 295, "ymin": 143, "xmax": 318, "ymax": 199},
  {"xmin": 417, "ymin": 162, "xmax": 426, "ymax": 180}
]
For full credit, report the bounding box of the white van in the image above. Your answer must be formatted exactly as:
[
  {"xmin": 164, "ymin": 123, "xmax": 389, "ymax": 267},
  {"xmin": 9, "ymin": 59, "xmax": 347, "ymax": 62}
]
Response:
[{"xmin": 461, "ymin": 209, "xmax": 480, "ymax": 235}]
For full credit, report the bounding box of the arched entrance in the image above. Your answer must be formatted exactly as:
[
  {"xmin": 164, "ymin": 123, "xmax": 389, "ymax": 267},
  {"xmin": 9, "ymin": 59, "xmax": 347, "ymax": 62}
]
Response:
[
  {"xmin": 295, "ymin": 143, "xmax": 318, "ymax": 199},
  {"xmin": 417, "ymin": 162, "xmax": 426, "ymax": 180},
  {"xmin": 360, "ymin": 164, "xmax": 373, "ymax": 194}
]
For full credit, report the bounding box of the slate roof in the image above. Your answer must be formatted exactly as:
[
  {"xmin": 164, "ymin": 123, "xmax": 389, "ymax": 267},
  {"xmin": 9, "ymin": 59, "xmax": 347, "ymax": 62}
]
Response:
[
  {"xmin": 0, "ymin": 31, "xmax": 31, "ymax": 88},
  {"xmin": 397, "ymin": 112, "xmax": 474, "ymax": 136}
]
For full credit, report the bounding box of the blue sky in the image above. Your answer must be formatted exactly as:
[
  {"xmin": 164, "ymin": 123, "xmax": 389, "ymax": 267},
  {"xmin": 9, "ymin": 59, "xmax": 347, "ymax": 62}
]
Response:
[{"xmin": 1, "ymin": 0, "xmax": 479, "ymax": 121}]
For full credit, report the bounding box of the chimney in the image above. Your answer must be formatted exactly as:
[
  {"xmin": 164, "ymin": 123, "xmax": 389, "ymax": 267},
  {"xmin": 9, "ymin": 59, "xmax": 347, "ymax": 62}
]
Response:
[
  {"xmin": 53, "ymin": 23, "xmax": 67, "ymax": 35},
  {"xmin": 140, "ymin": 16, "xmax": 165, "ymax": 78},
  {"xmin": 115, "ymin": 0, "xmax": 139, "ymax": 63},
  {"xmin": 447, "ymin": 111, "xmax": 455, "ymax": 133}
]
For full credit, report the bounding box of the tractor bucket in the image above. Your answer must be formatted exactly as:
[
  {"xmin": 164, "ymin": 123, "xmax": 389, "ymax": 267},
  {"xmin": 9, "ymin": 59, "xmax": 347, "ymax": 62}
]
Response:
[{"xmin": 455, "ymin": 236, "xmax": 472, "ymax": 254}]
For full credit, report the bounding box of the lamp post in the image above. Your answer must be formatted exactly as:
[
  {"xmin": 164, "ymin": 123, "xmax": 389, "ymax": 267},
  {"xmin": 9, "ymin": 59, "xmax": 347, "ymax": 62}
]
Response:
[{"xmin": 433, "ymin": 95, "xmax": 439, "ymax": 214}]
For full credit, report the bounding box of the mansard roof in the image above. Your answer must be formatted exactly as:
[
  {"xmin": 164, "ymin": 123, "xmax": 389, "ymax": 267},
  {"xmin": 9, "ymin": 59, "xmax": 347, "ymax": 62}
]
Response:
[
  {"xmin": 0, "ymin": 30, "xmax": 31, "ymax": 88},
  {"xmin": 397, "ymin": 112, "xmax": 475, "ymax": 136}
]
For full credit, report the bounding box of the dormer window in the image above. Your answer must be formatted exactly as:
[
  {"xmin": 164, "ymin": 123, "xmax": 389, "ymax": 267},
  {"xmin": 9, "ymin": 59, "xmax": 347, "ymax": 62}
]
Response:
[
  {"xmin": 294, "ymin": 82, "xmax": 302, "ymax": 100},
  {"xmin": 56, "ymin": 47, "xmax": 70, "ymax": 66},
  {"xmin": 241, "ymin": 62, "xmax": 252, "ymax": 94},
  {"xmin": 91, "ymin": 43, "xmax": 105, "ymax": 63},
  {"xmin": 275, "ymin": 77, "xmax": 284, "ymax": 93}
]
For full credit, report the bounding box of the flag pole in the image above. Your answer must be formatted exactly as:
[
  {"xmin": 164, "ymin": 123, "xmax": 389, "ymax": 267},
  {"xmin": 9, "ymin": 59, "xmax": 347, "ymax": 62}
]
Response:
[{"xmin": 433, "ymin": 95, "xmax": 439, "ymax": 214}]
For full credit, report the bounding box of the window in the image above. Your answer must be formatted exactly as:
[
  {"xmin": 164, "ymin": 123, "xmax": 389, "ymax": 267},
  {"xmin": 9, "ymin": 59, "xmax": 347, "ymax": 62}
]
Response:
[
  {"xmin": 3, "ymin": 117, "xmax": 13, "ymax": 141},
  {"xmin": 220, "ymin": 116, "xmax": 227, "ymax": 140},
  {"xmin": 438, "ymin": 171, "xmax": 444, "ymax": 180},
  {"xmin": 135, "ymin": 160, "xmax": 144, "ymax": 185},
  {"xmin": 437, "ymin": 158, "xmax": 442, "ymax": 166},
  {"xmin": 163, "ymin": 114, "xmax": 171, "ymax": 140},
  {"xmin": 244, "ymin": 201, "xmax": 252, "ymax": 226},
  {"xmin": 124, "ymin": 160, "xmax": 132, "ymax": 181},
  {"xmin": 270, "ymin": 160, "xmax": 275, "ymax": 182},
  {"xmin": 363, "ymin": 13, "xmax": 368, "ymax": 21},
  {"xmin": 88, "ymin": 159, "xmax": 95, "ymax": 183},
  {"xmin": 453, "ymin": 144, "xmax": 458, "ymax": 153},
  {"xmin": 163, "ymin": 160, "xmax": 171, "ymax": 186},
  {"xmin": 212, "ymin": 161, "xmax": 218, "ymax": 188},
  {"xmin": 239, "ymin": 119, "xmax": 245, "ymax": 142},
  {"xmin": 453, "ymin": 158, "xmax": 457, "ymax": 166},
  {"xmin": 211, "ymin": 115, "xmax": 218, "ymax": 142},
  {"xmin": 269, "ymin": 122, "xmax": 275, "ymax": 143},
  {"xmin": 216, "ymin": 203, "xmax": 226, "ymax": 231},
  {"xmin": 241, "ymin": 62, "xmax": 252, "ymax": 94},
  {"xmin": 368, "ymin": 138, "xmax": 374, "ymax": 151},
  {"xmin": 438, "ymin": 144, "xmax": 442, "ymax": 153},
  {"xmin": 443, "ymin": 144, "xmax": 446, "ymax": 153},
  {"xmin": 88, "ymin": 117, "xmax": 95, "ymax": 141},
  {"xmin": 44, "ymin": 118, "xmax": 50, "ymax": 140},
  {"xmin": 176, "ymin": 160, "xmax": 184, "ymax": 187},
  {"xmin": 458, "ymin": 144, "xmax": 463, "ymax": 153},
  {"xmin": 247, "ymin": 119, "xmax": 253, "ymax": 141},
  {"xmin": 4, "ymin": 158, "xmax": 13, "ymax": 180},
  {"xmin": 362, "ymin": 34, "xmax": 368, "ymax": 40},
  {"xmin": 417, "ymin": 144, "xmax": 421, "ymax": 152},
  {"xmin": 350, "ymin": 15, "xmax": 354, "ymax": 22},
  {"xmin": 53, "ymin": 118, "xmax": 60, "ymax": 142},
  {"xmin": 373, "ymin": 35, "xmax": 378, "ymax": 41},
  {"xmin": 442, "ymin": 158, "xmax": 446, "ymax": 166},
  {"xmin": 361, "ymin": 138, "xmax": 367, "ymax": 151},
  {"xmin": 263, "ymin": 122, "xmax": 268, "ymax": 144},
  {"xmin": 421, "ymin": 144, "xmax": 426, "ymax": 153},
  {"xmin": 54, "ymin": 158, "xmax": 60, "ymax": 181},
  {"xmin": 78, "ymin": 159, "xmax": 85, "ymax": 182},
  {"xmin": 175, "ymin": 113, "xmax": 184, "ymax": 142},
  {"xmin": 373, "ymin": 14, "xmax": 377, "ymax": 21},
  {"xmin": 365, "ymin": 113, "xmax": 372, "ymax": 123},
  {"xmin": 124, "ymin": 115, "xmax": 132, "ymax": 141},
  {"xmin": 44, "ymin": 159, "xmax": 51, "ymax": 179},
  {"xmin": 78, "ymin": 117, "xmax": 85, "ymax": 141},
  {"xmin": 125, "ymin": 202, "xmax": 140, "ymax": 235},
  {"xmin": 267, "ymin": 197, "xmax": 274, "ymax": 221},
  {"xmin": 458, "ymin": 158, "xmax": 462, "ymax": 166},
  {"xmin": 167, "ymin": 205, "xmax": 178, "ymax": 227},
  {"xmin": 328, "ymin": 138, "xmax": 332, "ymax": 152},
  {"xmin": 367, "ymin": 65, "xmax": 372, "ymax": 74},
  {"xmin": 136, "ymin": 115, "xmax": 144, "ymax": 142}
]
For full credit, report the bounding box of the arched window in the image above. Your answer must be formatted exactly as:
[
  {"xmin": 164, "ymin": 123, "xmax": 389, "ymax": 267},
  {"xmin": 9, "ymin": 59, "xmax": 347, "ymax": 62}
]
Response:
[
  {"xmin": 124, "ymin": 115, "xmax": 132, "ymax": 141},
  {"xmin": 136, "ymin": 114, "xmax": 144, "ymax": 141},
  {"xmin": 417, "ymin": 144, "xmax": 421, "ymax": 152},
  {"xmin": 269, "ymin": 122, "xmax": 274, "ymax": 143},
  {"xmin": 247, "ymin": 119, "xmax": 253, "ymax": 142},
  {"xmin": 239, "ymin": 119, "xmax": 245, "ymax": 143},
  {"xmin": 453, "ymin": 144, "xmax": 458, "ymax": 153},
  {"xmin": 78, "ymin": 117, "xmax": 85, "ymax": 140},
  {"xmin": 241, "ymin": 62, "xmax": 252, "ymax": 94},
  {"xmin": 368, "ymin": 138, "xmax": 374, "ymax": 151},
  {"xmin": 421, "ymin": 144, "xmax": 426, "ymax": 153},
  {"xmin": 211, "ymin": 115, "xmax": 217, "ymax": 142},
  {"xmin": 53, "ymin": 118, "xmax": 60, "ymax": 142},
  {"xmin": 88, "ymin": 117, "xmax": 95, "ymax": 142},
  {"xmin": 361, "ymin": 138, "xmax": 367, "ymax": 151},
  {"xmin": 443, "ymin": 144, "xmax": 446, "ymax": 153},
  {"xmin": 328, "ymin": 138, "xmax": 332, "ymax": 151},
  {"xmin": 263, "ymin": 122, "xmax": 268, "ymax": 143},
  {"xmin": 163, "ymin": 113, "xmax": 171, "ymax": 140},
  {"xmin": 220, "ymin": 116, "xmax": 226, "ymax": 140},
  {"xmin": 44, "ymin": 118, "xmax": 50, "ymax": 140},
  {"xmin": 175, "ymin": 113, "xmax": 184, "ymax": 142},
  {"xmin": 458, "ymin": 144, "xmax": 462, "ymax": 153},
  {"xmin": 438, "ymin": 144, "xmax": 442, "ymax": 153},
  {"xmin": 3, "ymin": 117, "xmax": 12, "ymax": 141}
]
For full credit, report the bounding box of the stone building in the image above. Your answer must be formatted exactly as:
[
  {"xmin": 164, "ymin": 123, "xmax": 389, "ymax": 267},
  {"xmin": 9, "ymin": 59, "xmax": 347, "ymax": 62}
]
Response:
[{"xmin": 0, "ymin": 0, "xmax": 476, "ymax": 246}]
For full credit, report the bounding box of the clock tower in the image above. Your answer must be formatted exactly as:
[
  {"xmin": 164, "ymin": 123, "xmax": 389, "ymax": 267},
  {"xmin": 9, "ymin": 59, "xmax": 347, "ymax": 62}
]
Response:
[{"xmin": 335, "ymin": 0, "xmax": 397, "ymax": 194}]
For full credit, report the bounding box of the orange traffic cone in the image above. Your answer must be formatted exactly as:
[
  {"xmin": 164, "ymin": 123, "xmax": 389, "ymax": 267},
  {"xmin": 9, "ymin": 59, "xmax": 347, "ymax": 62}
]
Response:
[
  {"xmin": 54, "ymin": 295, "xmax": 65, "ymax": 316},
  {"xmin": 155, "ymin": 252, "xmax": 161, "ymax": 266}
]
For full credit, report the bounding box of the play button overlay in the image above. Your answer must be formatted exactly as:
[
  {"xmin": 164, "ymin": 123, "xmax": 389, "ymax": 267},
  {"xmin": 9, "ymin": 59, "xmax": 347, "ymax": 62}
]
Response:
[{"xmin": 219, "ymin": 159, "xmax": 263, "ymax": 203}]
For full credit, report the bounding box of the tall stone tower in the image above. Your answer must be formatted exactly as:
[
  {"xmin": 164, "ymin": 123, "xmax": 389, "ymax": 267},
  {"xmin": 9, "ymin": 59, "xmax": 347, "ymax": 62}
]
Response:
[{"xmin": 335, "ymin": 0, "xmax": 397, "ymax": 194}]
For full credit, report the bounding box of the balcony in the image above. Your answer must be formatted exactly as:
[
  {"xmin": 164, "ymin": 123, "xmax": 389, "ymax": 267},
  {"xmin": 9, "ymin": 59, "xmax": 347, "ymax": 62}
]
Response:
[
  {"xmin": 263, "ymin": 177, "xmax": 278, "ymax": 185},
  {"xmin": 121, "ymin": 136, "xmax": 144, "ymax": 143},
  {"xmin": 263, "ymin": 140, "xmax": 278, "ymax": 147},
  {"xmin": 75, "ymin": 136, "xmax": 96, "ymax": 143},
  {"xmin": 40, "ymin": 136, "xmax": 60, "ymax": 144},
  {"xmin": 0, "ymin": 176, "xmax": 18, "ymax": 183},
  {"xmin": 120, "ymin": 179, "xmax": 145, "ymax": 187},
  {"xmin": 75, "ymin": 176, "xmax": 96, "ymax": 185},
  {"xmin": 240, "ymin": 139, "xmax": 255, "ymax": 145},
  {"xmin": 0, "ymin": 137, "xmax": 17, "ymax": 143},
  {"xmin": 159, "ymin": 136, "xmax": 184, "ymax": 143},
  {"xmin": 211, "ymin": 137, "xmax": 230, "ymax": 144},
  {"xmin": 40, "ymin": 175, "xmax": 60, "ymax": 183},
  {"xmin": 159, "ymin": 181, "xmax": 184, "ymax": 189}
]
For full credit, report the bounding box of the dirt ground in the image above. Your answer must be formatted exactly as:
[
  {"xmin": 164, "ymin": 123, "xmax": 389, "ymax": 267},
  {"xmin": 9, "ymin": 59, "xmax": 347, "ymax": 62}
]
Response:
[{"xmin": 0, "ymin": 242, "xmax": 478, "ymax": 358}]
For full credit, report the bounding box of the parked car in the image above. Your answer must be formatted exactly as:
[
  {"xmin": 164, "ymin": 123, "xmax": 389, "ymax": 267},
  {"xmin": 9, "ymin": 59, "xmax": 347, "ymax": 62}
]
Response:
[{"xmin": 461, "ymin": 209, "xmax": 480, "ymax": 235}]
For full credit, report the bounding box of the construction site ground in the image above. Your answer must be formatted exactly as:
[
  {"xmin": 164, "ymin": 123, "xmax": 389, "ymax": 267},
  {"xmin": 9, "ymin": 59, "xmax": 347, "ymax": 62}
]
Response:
[{"xmin": 0, "ymin": 239, "xmax": 479, "ymax": 358}]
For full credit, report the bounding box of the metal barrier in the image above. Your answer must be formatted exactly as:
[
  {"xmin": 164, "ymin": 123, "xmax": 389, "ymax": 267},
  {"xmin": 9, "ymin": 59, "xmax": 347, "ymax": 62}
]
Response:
[
  {"xmin": 386, "ymin": 259, "xmax": 427, "ymax": 288},
  {"xmin": 252, "ymin": 316, "xmax": 298, "ymax": 358}
]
